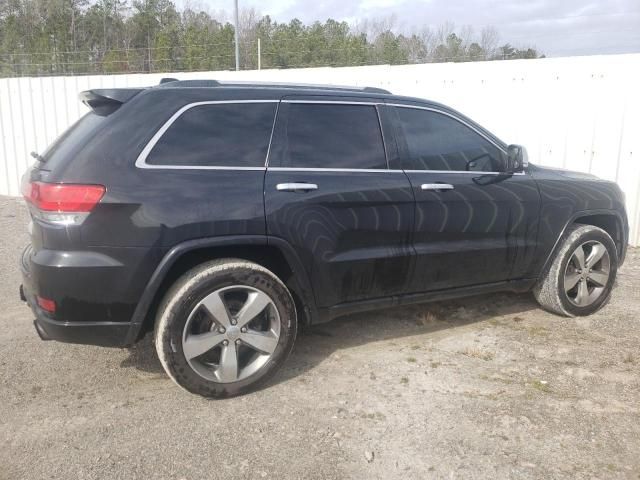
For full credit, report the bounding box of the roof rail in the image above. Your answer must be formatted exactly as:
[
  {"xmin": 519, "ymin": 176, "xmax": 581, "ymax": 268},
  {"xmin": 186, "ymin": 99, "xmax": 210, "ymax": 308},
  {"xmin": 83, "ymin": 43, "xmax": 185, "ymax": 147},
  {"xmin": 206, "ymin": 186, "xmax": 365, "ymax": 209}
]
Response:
[
  {"xmin": 155, "ymin": 79, "xmax": 391, "ymax": 94},
  {"xmin": 217, "ymin": 81, "xmax": 392, "ymax": 94},
  {"xmin": 156, "ymin": 79, "xmax": 221, "ymax": 88}
]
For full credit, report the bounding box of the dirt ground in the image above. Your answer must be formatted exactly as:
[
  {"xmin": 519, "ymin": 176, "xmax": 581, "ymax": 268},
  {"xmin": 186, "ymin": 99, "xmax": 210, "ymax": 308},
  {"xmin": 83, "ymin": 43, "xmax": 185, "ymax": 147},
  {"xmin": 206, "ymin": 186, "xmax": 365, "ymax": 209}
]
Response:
[{"xmin": 1, "ymin": 195, "xmax": 639, "ymax": 480}]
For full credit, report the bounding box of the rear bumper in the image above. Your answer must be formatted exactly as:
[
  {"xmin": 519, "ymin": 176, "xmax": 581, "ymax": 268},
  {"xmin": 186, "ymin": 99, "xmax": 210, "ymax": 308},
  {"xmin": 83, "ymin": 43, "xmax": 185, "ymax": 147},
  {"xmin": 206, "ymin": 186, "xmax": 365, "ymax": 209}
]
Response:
[{"xmin": 20, "ymin": 244, "xmax": 138, "ymax": 348}]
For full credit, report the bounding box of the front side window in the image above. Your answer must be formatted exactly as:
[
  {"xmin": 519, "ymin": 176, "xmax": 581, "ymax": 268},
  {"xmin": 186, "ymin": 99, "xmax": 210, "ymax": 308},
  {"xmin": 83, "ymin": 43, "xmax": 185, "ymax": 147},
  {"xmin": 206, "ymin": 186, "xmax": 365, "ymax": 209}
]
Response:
[
  {"xmin": 270, "ymin": 103, "xmax": 387, "ymax": 169},
  {"xmin": 146, "ymin": 102, "xmax": 277, "ymax": 167},
  {"xmin": 396, "ymin": 107, "xmax": 505, "ymax": 172}
]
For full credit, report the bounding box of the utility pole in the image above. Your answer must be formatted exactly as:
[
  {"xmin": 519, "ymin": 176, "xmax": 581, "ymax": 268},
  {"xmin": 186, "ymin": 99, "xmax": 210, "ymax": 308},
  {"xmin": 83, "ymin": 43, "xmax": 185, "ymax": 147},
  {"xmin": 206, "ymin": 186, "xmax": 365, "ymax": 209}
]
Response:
[
  {"xmin": 258, "ymin": 38, "xmax": 261, "ymax": 70},
  {"xmin": 234, "ymin": 0, "xmax": 240, "ymax": 71}
]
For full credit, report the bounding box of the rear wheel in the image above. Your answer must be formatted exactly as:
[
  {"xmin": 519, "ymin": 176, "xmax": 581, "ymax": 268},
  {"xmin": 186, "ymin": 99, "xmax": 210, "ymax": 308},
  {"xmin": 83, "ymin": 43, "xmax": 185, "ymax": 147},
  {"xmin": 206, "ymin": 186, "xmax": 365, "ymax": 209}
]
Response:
[
  {"xmin": 154, "ymin": 259, "xmax": 297, "ymax": 397},
  {"xmin": 533, "ymin": 224, "xmax": 618, "ymax": 317}
]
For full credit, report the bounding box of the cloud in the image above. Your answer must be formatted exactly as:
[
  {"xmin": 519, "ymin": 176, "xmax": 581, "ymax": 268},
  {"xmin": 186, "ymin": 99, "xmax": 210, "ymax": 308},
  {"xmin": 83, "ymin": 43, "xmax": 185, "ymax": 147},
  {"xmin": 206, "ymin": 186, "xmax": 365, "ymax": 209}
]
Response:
[{"xmin": 192, "ymin": 0, "xmax": 640, "ymax": 56}]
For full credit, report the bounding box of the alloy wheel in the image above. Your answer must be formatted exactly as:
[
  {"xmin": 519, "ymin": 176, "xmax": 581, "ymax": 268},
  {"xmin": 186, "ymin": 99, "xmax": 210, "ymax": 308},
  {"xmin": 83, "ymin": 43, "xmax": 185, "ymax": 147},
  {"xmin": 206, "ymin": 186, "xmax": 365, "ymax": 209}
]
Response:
[
  {"xmin": 181, "ymin": 285, "xmax": 281, "ymax": 383},
  {"xmin": 563, "ymin": 240, "xmax": 611, "ymax": 307}
]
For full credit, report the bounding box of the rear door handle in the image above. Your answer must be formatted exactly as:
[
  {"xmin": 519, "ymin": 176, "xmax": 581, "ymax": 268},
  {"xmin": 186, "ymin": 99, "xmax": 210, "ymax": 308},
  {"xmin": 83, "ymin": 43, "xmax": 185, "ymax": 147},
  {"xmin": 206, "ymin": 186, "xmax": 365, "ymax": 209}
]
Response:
[
  {"xmin": 421, "ymin": 183, "xmax": 454, "ymax": 191},
  {"xmin": 276, "ymin": 182, "xmax": 319, "ymax": 192}
]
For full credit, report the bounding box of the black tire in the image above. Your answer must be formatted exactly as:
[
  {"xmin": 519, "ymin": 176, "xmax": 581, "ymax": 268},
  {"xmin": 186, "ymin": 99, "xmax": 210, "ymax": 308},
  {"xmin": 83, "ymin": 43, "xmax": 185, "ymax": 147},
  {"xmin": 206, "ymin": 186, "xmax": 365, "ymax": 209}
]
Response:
[
  {"xmin": 533, "ymin": 224, "xmax": 618, "ymax": 317},
  {"xmin": 154, "ymin": 259, "xmax": 297, "ymax": 398}
]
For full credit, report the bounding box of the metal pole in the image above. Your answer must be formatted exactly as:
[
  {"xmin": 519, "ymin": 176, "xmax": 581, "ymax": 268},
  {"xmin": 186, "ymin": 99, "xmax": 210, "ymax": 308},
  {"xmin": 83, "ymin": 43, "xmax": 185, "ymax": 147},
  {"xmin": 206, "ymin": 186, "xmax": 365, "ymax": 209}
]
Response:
[
  {"xmin": 234, "ymin": 0, "xmax": 240, "ymax": 71},
  {"xmin": 258, "ymin": 38, "xmax": 261, "ymax": 70}
]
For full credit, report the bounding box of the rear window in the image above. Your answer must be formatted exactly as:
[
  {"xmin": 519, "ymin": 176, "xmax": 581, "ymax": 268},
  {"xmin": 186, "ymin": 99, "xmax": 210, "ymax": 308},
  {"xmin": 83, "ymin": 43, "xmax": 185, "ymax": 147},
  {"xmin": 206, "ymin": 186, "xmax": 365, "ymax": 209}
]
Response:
[
  {"xmin": 270, "ymin": 103, "xmax": 387, "ymax": 169},
  {"xmin": 41, "ymin": 113, "xmax": 108, "ymax": 171},
  {"xmin": 146, "ymin": 102, "xmax": 277, "ymax": 167}
]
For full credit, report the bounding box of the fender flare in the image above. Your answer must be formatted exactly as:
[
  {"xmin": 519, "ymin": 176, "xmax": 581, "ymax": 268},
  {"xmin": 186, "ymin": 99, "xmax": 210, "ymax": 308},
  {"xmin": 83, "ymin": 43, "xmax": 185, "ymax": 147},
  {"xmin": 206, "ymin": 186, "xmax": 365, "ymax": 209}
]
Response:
[
  {"xmin": 539, "ymin": 208, "xmax": 628, "ymax": 277},
  {"xmin": 123, "ymin": 235, "xmax": 316, "ymax": 345}
]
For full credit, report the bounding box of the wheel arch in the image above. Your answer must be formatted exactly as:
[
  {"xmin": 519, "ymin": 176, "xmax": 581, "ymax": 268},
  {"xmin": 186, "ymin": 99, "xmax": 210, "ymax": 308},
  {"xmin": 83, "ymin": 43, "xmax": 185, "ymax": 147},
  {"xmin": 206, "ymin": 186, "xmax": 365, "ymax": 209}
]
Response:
[
  {"xmin": 124, "ymin": 236, "xmax": 316, "ymax": 345},
  {"xmin": 539, "ymin": 209, "xmax": 627, "ymax": 277}
]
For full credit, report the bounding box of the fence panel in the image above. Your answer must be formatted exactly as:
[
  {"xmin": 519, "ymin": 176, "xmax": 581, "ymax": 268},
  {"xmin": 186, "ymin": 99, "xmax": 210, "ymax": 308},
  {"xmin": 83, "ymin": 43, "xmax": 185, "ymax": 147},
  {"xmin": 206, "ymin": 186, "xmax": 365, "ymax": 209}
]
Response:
[{"xmin": 1, "ymin": 54, "xmax": 639, "ymax": 244}]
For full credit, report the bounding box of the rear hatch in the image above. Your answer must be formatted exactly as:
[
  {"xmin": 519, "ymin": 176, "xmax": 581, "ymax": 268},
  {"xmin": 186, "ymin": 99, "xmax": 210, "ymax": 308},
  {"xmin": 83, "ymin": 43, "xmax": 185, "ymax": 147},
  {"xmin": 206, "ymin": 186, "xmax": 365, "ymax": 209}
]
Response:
[{"xmin": 22, "ymin": 88, "xmax": 144, "ymax": 248}]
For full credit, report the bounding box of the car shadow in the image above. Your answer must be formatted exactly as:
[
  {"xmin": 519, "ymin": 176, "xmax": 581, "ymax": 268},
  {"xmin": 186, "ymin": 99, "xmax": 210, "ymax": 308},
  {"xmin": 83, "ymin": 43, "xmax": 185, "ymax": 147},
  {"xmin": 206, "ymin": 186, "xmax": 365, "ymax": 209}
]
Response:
[{"xmin": 120, "ymin": 291, "xmax": 542, "ymax": 386}]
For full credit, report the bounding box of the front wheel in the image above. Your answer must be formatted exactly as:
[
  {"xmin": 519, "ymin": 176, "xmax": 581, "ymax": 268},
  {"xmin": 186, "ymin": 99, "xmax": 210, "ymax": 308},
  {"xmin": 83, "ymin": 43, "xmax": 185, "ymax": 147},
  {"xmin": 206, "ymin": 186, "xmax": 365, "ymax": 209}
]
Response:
[
  {"xmin": 154, "ymin": 259, "xmax": 297, "ymax": 398},
  {"xmin": 533, "ymin": 224, "xmax": 618, "ymax": 317}
]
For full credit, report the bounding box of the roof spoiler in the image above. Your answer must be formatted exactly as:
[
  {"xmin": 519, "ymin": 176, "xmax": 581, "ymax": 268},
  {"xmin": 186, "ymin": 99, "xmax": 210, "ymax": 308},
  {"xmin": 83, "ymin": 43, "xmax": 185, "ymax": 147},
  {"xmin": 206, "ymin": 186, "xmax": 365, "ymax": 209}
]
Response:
[{"xmin": 79, "ymin": 88, "xmax": 143, "ymax": 115}]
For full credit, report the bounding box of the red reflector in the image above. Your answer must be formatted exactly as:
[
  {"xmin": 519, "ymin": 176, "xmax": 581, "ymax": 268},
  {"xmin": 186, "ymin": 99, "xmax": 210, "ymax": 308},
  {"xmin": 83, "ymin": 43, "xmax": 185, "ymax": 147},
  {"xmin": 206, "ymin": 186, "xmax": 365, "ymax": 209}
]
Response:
[
  {"xmin": 23, "ymin": 182, "xmax": 105, "ymax": 212},
  {"xmin": 36, "ymin": 295, "xmax": 56, "ymax": 313}
]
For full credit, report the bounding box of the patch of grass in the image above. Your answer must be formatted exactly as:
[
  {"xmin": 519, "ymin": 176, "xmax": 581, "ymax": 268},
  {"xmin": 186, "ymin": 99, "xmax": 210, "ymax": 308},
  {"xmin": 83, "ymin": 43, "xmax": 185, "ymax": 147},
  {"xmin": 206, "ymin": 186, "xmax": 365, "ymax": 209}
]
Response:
[
  {"xmin": 622, "ymin": 352, "xmax": 635, "ymax": 364},
  {"xmin": 486, "ymin": 376, "xmax": 516, "ymax": 385},
  {"xmin": 459, "ymin": 347, "xmax": 494, "ymax": 361},
  {"xmin": 526, "ymin": 325, "xmax": 550, "ymax": 337},
  {"xmin": 430, "ymin": 361, "xmax": 442, "ymax": 368},
  {"xmin": 513, "ymin": 316, "xmax": 525, "ymax": 322},
  {"xmin": 416, "ymin": 311, "xmax": 437, "ymax": 326},
  {"xmin": 400, "ymin": 376, "xmax": 409, "ymax": 385},
  {"xmin": 361, "ymin": 412, "xmax": 386, "ymax": 421},
  {"xmin": 406, "ymin": 357, "xmax": 417, "ymax": 363},
  {"xmin": 530, "ymin": 380, "xmax": 551, "ymax": 393},
  {"xmin": 410, "ymin": 345, "xmax": 421, "ymax": 350}
]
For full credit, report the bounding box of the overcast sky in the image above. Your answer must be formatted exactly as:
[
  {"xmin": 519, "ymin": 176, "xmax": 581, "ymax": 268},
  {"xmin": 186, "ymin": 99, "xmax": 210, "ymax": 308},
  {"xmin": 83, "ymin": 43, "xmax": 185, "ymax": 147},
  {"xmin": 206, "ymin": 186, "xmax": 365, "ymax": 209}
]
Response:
[{"xmin": 181, "ymin": 0, "xmax": 640, "ymax": 57}]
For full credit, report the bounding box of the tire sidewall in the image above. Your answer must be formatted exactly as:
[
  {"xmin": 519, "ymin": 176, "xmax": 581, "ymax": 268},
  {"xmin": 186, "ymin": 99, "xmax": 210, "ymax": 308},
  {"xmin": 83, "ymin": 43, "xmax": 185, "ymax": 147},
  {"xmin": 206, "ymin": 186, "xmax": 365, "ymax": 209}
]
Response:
[
  {"xmin": 557, "ymin": 227, "xmax": 618, "ymax": 316},
  {"xmin": 156, "ymin": 261, "xmax": 297, "ymax": 398}
]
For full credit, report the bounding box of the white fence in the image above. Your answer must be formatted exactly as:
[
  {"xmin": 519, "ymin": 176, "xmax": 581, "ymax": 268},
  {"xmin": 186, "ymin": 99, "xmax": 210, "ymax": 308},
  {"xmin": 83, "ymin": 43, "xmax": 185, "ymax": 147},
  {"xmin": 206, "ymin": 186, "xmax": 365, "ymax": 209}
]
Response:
[{"xmin": 1, "ymin": 54, "xmax": 640, "ymax": 245}]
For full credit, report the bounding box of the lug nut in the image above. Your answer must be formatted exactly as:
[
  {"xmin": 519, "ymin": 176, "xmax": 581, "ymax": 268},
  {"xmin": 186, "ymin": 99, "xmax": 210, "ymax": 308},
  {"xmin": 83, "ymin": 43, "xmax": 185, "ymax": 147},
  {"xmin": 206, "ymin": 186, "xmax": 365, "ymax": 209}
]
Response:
[
  {"xmin": 231, "ymin": 319, "xmax": 237, "ymax": 325},
  {"xmin": 218, "ymin": 327, "xmax": 226, "ymax": 334},
  {"xmin": 235, "ymin": 339, "xmax": 241, "ymax": 345},
  {"xmin": 222, "ymin": 340, "xmax": 229, "ymax": 346},
  {"xmin": 241, "ymin": 327, "xmax": 247, "ymax": 333}
]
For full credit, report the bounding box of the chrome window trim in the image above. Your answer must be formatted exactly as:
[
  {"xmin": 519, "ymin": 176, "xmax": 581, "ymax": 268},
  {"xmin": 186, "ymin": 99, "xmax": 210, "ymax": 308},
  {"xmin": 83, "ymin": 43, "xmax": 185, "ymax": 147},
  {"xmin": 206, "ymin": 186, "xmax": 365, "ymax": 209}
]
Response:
[
  {"xmin": 263, "ymin": 101, "xmax": 280, "ymax": 169},
  {"xmin": 268, "ymin": 167, "xmax": 403, "ymax": 173},
  {"xmin": 134, "ymin": 97, "xmax": 523, "ymax": 175},
  {"xmin": 135, "ymin": 100, "xmax": 279, "ymax": 170},
  {"xmin": 403, "ymin": 169, "xmax": 525, "ymax": 176},
  {"xmin": 268, "ymin": 167, "xmax": 524, "ymax": 175},
  {"xmin": 281, "ymin": 99, "xmax": 379, "ymax": 106}
]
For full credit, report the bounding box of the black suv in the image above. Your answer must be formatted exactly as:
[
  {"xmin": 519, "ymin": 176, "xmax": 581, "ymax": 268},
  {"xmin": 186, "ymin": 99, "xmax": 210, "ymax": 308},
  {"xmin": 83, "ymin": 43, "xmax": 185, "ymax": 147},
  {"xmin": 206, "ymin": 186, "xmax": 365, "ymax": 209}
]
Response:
[{"xmin": 20, "ymin": 80, "xmax": 628, "ymax": 397}]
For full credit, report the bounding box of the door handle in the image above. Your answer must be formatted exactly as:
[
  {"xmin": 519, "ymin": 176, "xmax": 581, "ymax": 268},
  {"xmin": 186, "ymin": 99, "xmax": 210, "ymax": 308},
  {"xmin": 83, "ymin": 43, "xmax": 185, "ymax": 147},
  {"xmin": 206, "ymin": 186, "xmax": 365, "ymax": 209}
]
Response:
[
  {"xmin": 421, "ymin": 183, "xmax": 454, "ymax": 191},
  {"xmin": 276, "ymin": 182, "xmax": 319, "ymax": 192}
]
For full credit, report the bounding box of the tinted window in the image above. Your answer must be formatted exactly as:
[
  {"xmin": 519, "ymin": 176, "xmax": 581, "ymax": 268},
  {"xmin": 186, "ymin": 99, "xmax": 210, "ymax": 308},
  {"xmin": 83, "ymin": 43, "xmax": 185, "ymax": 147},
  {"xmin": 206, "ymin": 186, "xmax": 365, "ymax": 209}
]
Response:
[
  {"xmin": 147, "ymin": 102, "xmax": 276, "ymax": 167},
  {"xmin": 42, "ymin": 113, "xmax": 108, "ymax": 171},
  {"xmin": 396, "ymin": 107, "xmax": 505, "ymax": 172},
  {"xmin": 272, "ymin": 103, "xmax": 387, "ymax": 169}
]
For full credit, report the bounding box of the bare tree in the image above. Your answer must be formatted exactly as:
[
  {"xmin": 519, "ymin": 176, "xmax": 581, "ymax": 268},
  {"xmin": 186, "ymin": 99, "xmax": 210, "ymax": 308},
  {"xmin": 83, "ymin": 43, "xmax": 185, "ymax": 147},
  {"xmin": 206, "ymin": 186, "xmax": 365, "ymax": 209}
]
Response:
[
  {"xmin": 436, "ymin": 21, "xmax": 455, "ymax": 45},
  {"xmin": 238, "ymin": 6, "xmax": 259, "ymax": 69},
  {"xmin": 480, "ymin": 26, "xmax": 499, "ymax": 60},
  {"xmin": 417, "ymin": 26, "xmax": 436, "ymax": 59},
  {"xmin": 458, "ymin": 24, "xmax": 474, "ymax": 56}
]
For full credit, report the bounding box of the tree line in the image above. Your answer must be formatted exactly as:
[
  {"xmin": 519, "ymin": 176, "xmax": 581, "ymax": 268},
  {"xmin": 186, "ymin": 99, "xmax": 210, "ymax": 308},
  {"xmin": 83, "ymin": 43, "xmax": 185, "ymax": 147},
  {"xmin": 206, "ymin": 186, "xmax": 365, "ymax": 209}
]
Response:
[{"xmin": 0, "ymin": 0, "xmax": 544, "ymax": 77}]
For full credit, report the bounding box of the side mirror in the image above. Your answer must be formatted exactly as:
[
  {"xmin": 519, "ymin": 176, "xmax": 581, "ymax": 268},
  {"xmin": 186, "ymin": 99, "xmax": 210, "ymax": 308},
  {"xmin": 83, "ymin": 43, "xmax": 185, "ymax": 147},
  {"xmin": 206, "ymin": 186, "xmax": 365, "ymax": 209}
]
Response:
[{"xmin": 506, "ymin": 144, "xmax": 529, "ymax": 173}]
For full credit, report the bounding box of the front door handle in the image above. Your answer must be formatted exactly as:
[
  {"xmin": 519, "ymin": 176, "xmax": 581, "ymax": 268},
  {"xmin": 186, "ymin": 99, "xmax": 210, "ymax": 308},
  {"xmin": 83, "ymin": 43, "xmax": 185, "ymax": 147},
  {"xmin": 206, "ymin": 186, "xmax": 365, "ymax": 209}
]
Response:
[
  {"xmin": 421, "ymin": 183, "xmax": 454, "ymax": 191},
  {"xmin": 276, "ymin": 182, "xmax": 319, "ymax": 192}
]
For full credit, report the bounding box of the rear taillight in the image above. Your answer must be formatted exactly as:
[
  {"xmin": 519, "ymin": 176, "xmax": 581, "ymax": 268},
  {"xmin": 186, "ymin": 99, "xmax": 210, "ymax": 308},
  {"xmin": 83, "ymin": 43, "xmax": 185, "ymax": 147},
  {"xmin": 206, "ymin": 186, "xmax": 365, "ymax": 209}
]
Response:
[
  {"xmin": 22, "ymin": 181, "xmax": 105, "ymax": 226},
  {"xmin": 36, "ymin": 295, "xmax": 56, "ymax": 314}
]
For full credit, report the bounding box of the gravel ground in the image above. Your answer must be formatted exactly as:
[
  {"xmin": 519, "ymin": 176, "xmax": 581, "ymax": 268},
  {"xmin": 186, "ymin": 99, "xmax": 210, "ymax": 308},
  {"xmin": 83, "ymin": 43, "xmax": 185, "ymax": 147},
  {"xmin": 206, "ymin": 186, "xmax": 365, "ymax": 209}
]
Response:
[{"xmin": 1, "ymin": 195, "xmax": 639, "ymax": 480}]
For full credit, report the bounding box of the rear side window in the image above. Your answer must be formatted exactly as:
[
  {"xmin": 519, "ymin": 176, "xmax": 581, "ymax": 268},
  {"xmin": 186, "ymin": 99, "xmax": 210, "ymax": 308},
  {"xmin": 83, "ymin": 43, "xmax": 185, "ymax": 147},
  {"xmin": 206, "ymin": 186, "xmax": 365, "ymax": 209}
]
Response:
[
  {"xmin": 396, "ymin": 107, "xmax": 505, "ymax": 172},
  {"xmin": 146, "ymin": 102, "xmax": 277, "ymax": 167},
  {"xmin": 270, "ymin": 103, "xmax": 387, "ymax": 169}
]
